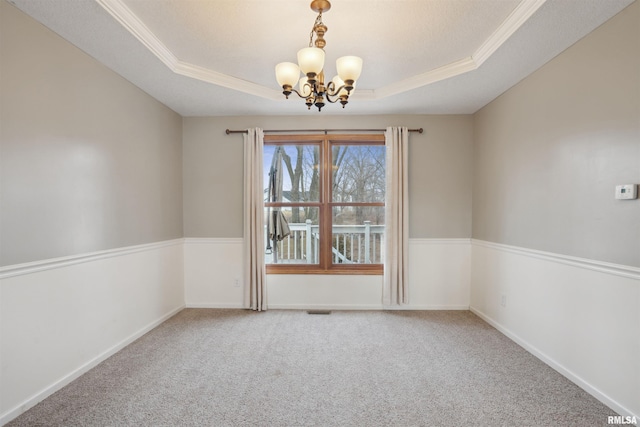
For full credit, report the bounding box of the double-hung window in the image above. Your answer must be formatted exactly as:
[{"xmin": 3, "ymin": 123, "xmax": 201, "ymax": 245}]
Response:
[{"xmin": 263, "ymin": 134, "xmax": 385, "ymax": 274}]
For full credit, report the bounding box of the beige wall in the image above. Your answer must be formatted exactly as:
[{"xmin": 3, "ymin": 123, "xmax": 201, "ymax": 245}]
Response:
[
  {"xmin": 183, "ymin": 115, "xmax": 473, "ymax": 239},
  {"xmin": 0, "ymin": 1, "xmax": 184, "ymax": 266},
  {"xmin": 470, "ymin": 2, "xmax": 640, "ymax": 417},
  {"xmin": 472, "ymin": 1, "xmax": 640, "ymax": 267}
]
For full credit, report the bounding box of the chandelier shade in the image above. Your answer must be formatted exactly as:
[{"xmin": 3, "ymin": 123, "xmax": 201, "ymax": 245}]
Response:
[
  {"xmin": 336, "ymin": 56, "xmax": 363, "ymax": 83},
  {"xmin": 297, "ymin": 47, "xmax": 325, "ymax": 76},
  {"xmin": 274, "ymin": 0, "xmax": 363, "ymax": 111},
  {"xmin": 275, "ymin": 62, "xmax": 300, "ymax": 88}
]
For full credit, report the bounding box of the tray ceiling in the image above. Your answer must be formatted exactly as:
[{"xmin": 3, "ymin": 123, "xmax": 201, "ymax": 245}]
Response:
[{"xmin": 9, "ymin": 0, "xmax": 635, "ymax": 116}]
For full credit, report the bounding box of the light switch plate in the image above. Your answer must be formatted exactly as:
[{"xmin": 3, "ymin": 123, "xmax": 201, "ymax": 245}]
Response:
[{"xmin": 615, "ymin": 184, "xmax": 637, "ymax": 200}]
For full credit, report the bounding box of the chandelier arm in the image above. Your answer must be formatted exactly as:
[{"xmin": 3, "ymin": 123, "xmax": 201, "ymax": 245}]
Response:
[
  {"xmin": 324, "ymin": 92, "xmax": 341, "ymax": 103},
  {"xmin": 324, "ymin": 82, "xmax": 349, "ymax": 108},
  {"xmin": 325, "ymin": 82, "xmax": 347, "ymax": 97},
  {"xmin": 288, "ymin": 88, "xmax": 313, "ymax": 99}
]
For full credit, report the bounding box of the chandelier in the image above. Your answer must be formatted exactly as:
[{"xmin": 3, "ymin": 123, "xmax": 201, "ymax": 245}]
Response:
[{"xmin": 274, "ymin": 0, "xmax": 363, "ymax": 112}]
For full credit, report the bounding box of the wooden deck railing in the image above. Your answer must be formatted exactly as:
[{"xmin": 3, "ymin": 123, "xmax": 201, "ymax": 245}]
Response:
[{"xmin": 266, "ymin": 221, "xmax": 384, "ymax": 264}]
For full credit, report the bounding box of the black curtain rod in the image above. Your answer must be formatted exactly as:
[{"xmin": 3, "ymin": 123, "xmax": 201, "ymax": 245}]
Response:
[{"xmin": 225, "ymin": 128, "xmax": 423, "ymax": 135}]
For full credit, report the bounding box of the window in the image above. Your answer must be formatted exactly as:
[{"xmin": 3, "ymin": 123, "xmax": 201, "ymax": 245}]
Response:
[{"xmin": 264, "ymin": 134, "xmax": 385, "ymax": 274}]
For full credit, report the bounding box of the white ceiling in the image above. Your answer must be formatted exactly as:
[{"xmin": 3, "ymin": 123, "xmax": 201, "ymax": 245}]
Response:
[{"xmin": 9, "ymin": 0, "xmax": 635, "ymax": 116}]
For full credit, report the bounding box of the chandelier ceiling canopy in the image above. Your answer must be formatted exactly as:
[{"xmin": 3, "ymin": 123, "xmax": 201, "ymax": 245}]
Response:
[{"xmin": 275, "ymin": 0, "xmax": 363, "ymax": 112}]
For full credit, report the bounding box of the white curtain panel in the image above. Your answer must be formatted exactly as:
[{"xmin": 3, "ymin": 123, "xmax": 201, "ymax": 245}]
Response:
[
  {"xmin": 384, "ymin": 127, "xmax": 409, "ymax": 305},
  {"xmin": 243, "ymin": 128, "xmax": 267, "ymax": 311}
]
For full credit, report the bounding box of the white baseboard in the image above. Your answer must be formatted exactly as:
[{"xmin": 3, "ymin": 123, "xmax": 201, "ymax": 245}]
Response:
[
  {"xmin": 185, "ymin": 303, "xmax": 470, "ymax": 311},
  {"xmin": 470, "ymin": 306, "xmax": 638, "ymax": 420},
  {"xmin": 268, "ymin": 304, "xmax": 383, "ymax": 311},
  {"xmin": 266, "ymin": 304, "xmax": 470, "ymax": 311},
  {"xmin": 1, "ymin": 305, "xmax": 185, "ymax": 426},
  {"xmin": 186, "ymin": 303, "xmax": 245, "ymax": 309},
  {"xmin": 384, "ymin": 304, "xmax": 470, "ymax": 310}
]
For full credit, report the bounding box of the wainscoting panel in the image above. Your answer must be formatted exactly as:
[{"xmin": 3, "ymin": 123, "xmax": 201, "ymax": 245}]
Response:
[
  {"xmin": 0, "ymin": 240, "xmax": 185, "ymax": 425},
  {"xmin": 470, "ymin": 240, "xmax": 640, "ymax": 419},
  {"xmin": 407, "ymin": 238, "xmax": 471, "ymax": 309},
  {"xmin": 266, "ymin": 274, "xmax": 384, "ymax": 310},
  {"xmin": 184, "ymin": 238, "xmax": 471, "ymax": 310},
  {"xmin": 183, "ymin": 238, "xmax": 245, "ymax": 308}
]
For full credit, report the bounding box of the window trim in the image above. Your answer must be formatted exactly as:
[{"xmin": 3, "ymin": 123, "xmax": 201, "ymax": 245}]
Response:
[{"xmin": 264, "ymin": 134, "xmax": 385, "ymax": 275}]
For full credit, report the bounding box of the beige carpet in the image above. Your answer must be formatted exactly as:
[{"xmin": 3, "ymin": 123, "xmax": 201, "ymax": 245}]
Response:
[{"xmin": 8, "ymin": 309, "xmax": 616, "ymax": 426}]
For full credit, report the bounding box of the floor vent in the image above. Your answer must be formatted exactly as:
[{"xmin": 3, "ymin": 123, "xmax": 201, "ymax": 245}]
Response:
[{"xmin": 307, "ymin": 310, "xmax": 332, "ymax": 315}]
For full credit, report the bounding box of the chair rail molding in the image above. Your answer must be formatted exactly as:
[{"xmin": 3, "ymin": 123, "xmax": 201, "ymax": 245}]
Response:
[
  {"xmin": 472, "ymin": 239, "xmax": 640, "ymax": 280},
  {"xmin": 0, "ymin": 239, "xmax": 184, "ymax": 280}
]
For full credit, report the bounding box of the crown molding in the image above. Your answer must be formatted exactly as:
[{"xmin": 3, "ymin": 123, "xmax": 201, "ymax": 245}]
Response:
[
  {"xmin": 96, "ymin": 0, "xmax": 546, "ymax": 102},
  {"xmin": 376, "ymin": 0, "xmax": 546, "ymax": 99},
  {"xmin": 95, "ymin": 0, "xmax": 281, "ymax": 100},
  {"xmin": 473, "ymin": 0, "xmax": 547, "ymax": 66},
  {"xmin": 95, "ymin": 0, "xmax": 176, "ymax": 66},
  {"xmin": 173, "ymin": 61, "xmax": 281, "ymax": 100},
  {"xmin": 374, "ymin": 57, "xmax": 478, "ymax": 99}
]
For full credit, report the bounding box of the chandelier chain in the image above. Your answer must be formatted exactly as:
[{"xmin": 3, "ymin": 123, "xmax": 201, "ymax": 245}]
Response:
[{"xmin": 308, "ymin": 12, "xmax": 323, "ymax": 48}]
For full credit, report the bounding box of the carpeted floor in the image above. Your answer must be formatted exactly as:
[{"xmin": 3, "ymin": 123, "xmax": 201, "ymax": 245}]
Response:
[{"xmin": 8, "ymin": 309, "xmax": 616, "ymax": 426}]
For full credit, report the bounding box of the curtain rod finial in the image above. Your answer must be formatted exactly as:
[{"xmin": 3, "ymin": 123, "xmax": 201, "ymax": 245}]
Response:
[{"xmin": 225, "ymin": 129, "xmax": 231, "ymax": 134}]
